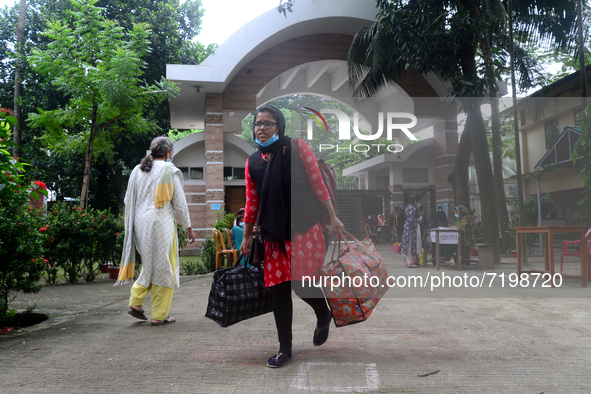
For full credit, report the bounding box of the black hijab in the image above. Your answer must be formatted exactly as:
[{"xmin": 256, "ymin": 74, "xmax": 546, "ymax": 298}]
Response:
[{"xmin": 252, "ymin": 105, "xmax": 291, "ymax": 254}]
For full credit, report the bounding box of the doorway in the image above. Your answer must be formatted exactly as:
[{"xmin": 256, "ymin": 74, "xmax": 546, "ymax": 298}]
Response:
[{"xmin": 225, "ymin": 186, "xmax": 246, "ymax": 217}]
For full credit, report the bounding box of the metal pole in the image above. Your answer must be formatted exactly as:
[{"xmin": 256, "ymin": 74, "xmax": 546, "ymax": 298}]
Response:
[{"xmin": 537, "ymin": 178, "xmax": 544, "ymax": 257}]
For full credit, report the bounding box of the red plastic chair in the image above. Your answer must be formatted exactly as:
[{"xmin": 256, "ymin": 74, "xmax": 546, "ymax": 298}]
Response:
[{"xmin": 560, "ymin": 229, "xmax": 591, "ymax": 279}]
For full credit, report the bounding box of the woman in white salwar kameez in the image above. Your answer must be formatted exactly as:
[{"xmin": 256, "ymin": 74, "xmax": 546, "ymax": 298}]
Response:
[{"xmin": 118, "ymin": 136, "xmax": 195, "ymax": 326}]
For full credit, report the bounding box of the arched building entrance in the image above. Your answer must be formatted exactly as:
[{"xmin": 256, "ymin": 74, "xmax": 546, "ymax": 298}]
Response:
[{"xmin": 167, "ymin": 0, "xmax": 459, "ymax": 250}]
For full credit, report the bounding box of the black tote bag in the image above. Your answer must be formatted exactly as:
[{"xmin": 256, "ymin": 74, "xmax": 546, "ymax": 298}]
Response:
[{"xmin": 205, "ymin": 256, "xmax": 272, "ymax": 327}]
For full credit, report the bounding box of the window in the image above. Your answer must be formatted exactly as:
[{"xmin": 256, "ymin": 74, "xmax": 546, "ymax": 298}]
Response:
[
  {"xmin": 224, "ymin": 167, "xmax": 246, "ymax": 181},
  {"xmin": 544, "ymin": 118, "xmax": 559, "ymax": 149},
  {"xmin": 178, "ymin": 167, "xmax": 203, "ymax": 180},
  {"xmin": 224, "ymin": 167, "xmax": 233, "ymax": 179},
  {"xmin": 574, "ymin": 109, "xmax": 584, "ymax": 127},
  {"xmin": 233, "ymin": 167, "xmax": 245, "ymax": 180},
  {"xmin": 403, "ymin": 168, "xmax": 429, "ymax": 183},
  {"xmin": 544, "ymin": 202, "xmax": 565, "ymax": 220},
  {"xmin": 190, "ymin": 167, "xmax": 204, "ymax": 180},
  {"xmin": 376, "ymin": 176, "xmax": 389, "ymax": 189}
]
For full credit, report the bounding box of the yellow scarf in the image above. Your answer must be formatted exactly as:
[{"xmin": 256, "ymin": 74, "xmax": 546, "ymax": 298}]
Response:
[{"xmin": 154, "ymin": 163, "xmax": 174, "ymax": 209}]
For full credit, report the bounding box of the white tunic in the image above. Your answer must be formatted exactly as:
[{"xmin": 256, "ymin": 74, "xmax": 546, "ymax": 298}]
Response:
[{"xmin": 124, "ymin": 161, "xmax": 191, "ymax": 288}]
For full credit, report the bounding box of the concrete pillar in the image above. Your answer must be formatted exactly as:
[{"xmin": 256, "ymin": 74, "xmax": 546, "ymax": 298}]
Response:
[
  {"xmin": 205, "ymin": 93, "xmax": 224, "ymax": 227},
  {"xmin": 433, "ymin": 111, "xmax": 458, "ymax": 216}
]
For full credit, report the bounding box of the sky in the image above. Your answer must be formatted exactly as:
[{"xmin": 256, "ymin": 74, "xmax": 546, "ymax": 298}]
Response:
[
  {"xmin": 0, "ymin": 0, "xmax": 279, "ymax": 47},
  {"xmin": 0, "ymin": 0, "xmax": 567, "ymax": 96}
]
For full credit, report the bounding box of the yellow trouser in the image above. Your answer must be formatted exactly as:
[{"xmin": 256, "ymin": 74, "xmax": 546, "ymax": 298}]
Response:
[{"xmin": 129, "ymin": 234, "xmax": 177, "ymax": 321}]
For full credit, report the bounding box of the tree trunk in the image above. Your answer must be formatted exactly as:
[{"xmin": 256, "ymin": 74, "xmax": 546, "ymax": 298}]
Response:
[
  {"xmin": 480, "ymin": 32, "xmax": 511, "ymax": 253},
  {"xmin": 448, "ymin": 117, "xmax": 472, "ymax": 209},
  {"xmin": 12, "ymin": 0, "xmax": 26, "ymax": 158},
  {"xmin": 454, "ymin": 0, "xmax": 501, "ymax": 262},
  {"xmin": 80, "ymin": 103, "xmax": 99, "ymax": 209},
  {"xmin": 466, "ymin": 99, "xmax": 500, "ymax": 262},
  {"xmin": 490, "ymin": 92, "xmax": 511, "ymax": 252},
  {"xmin": 577, "ymin": 0, "xmax": 587, "ymax": 106},
  {"xmin": 508, "ymin": 0, "xmax": 526, "ymax": 233}
]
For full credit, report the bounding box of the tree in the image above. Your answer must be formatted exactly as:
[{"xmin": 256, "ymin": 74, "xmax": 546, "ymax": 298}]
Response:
[
  {"xmin": 28, "ymin": 0, "xmax": 178, "ymax": 208},
  {"xmin": 1, "ymin": 0, "xmax": 210, "ymax": 212},
  {"xmin": 12, "ymin": 0, "xmax": 26, "ymax": 159},
  {"xmin": 347, "ymin": 0, "xmax": 501, "ymax": 261}
]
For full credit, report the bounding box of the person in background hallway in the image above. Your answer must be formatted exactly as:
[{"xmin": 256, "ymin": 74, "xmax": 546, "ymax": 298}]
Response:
[
  {"xmin": 400, "ymin": 195, "xmax": 422, "ymax": 267},
  {"xmin": 435, "ymin": 205, "xmax": 448, "ymax": 227}
]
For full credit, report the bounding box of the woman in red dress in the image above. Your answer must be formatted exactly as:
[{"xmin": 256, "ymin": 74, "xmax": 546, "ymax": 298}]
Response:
[{"xmin": 240, "ymin": 105, "xmax": 344, "ymax": 368}]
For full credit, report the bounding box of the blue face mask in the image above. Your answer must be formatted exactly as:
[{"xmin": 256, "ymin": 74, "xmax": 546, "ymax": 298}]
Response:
[
  {"xmin": 455, "ymin": 213, "xmax": 460, "ymax": 218},
  {"xmin": 166, "ymin": 158, "xmax": 172, "ymax": 163},
  {"xmin": 256, "ymin": 133, "xmax": 279, "ymax": 147},
  {"xmin": 239, "ymin": 222, "xmax": 245, "ymax": 228}
]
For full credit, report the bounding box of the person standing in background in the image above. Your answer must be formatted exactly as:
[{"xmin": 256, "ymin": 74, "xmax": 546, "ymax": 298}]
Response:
[
  {"xmin": 400, "ymin": 195, "xmax": 422, "ymax": 267},
  {"xmin": 435, "ymin": 205, "xmax": 448, "ymax": 227}
]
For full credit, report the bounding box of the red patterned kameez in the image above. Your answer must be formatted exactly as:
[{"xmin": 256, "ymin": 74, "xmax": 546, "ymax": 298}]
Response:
[{"xmin": 244, "ymin": 139, "xmax": 330, "ymax": 287}]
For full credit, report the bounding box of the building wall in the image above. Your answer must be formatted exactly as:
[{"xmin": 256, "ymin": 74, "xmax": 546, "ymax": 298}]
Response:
[
  {"xmin": 521, "ymin": 99, "xmax": 581, "ymax": 176},
  {"xmin": 519, "ymin": 95, "xmax": 586, "ymax": 224},
  {"xmin": 173, "ymin": 130, "xmax": 252, "ymax": 254}
]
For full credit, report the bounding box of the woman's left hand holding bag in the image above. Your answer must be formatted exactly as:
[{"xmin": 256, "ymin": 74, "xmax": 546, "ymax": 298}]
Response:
[
  {"xmin": 240, "ymin": 222, "xmax": 254, "ymax": 256},
  {"xmin": 321, "ymin": 199, "xmax": 345, "ymax": 234}
]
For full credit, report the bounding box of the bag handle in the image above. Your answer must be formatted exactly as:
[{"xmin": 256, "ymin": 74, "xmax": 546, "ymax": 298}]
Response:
[{"xmin": 329, "ymin": 229, "xmax": 359, "ymax": 261}]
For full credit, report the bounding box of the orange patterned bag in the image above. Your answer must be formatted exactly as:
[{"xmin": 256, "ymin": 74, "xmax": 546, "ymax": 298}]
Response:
[{"xmin": 319, "ymin": 230, "xmax": 389, "ymax": 327}]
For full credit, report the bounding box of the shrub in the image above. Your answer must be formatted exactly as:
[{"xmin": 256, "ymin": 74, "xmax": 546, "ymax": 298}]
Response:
[
  {"xmin": 43, "ymin": 203, "xmax": 124, "ymax": 283},
  {"xmin": 0, "ymin": 189, "xmax": 46, "ymax": 325},
  {"xmin": 180, "ymin": 258, "xmax": 208, "ymax": 276},
  {"xmin": 201, "ymin": 237, "xmax": 216, "ymax": 272},
  {"xmin": 0, "ymin": 108, "xmax": 47, "ymax": 325}
]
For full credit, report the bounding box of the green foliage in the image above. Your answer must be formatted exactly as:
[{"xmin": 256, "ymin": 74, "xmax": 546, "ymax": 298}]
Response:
[
  {"xmin": 213, "ymin": 210, "xmax": 236, "ymax": 232},
  {"xmin": 1, "ymin": 0, "xmax": 209, "ymax": 213},
  {"xmin": 42, "ymin": 202, "xmax": 124, "ymax": 283},
  {"xmin": 0, "ymin": 189, "xmax": 46, "ymax": 326},
  {"xmin": 27, "ymin": 0, "xmax": 179, "ymax": 207},
  {"xmin": 572, "ymin": 102, "xmax": 591, "ymax": 222},
  {"xmin": 176, "ymin": 224, "xmax": 189, "ymax": 251},
  {"xmin": 505, "ymin": 194, "xmax": 554, "ymax": 252},
  {"xmin": 180, "ymin": 257, "xmax": 208, "ymax": 276},
  {"xmin": 200, "ymin": 237, "xmax": 216, "ymax": 273},
  {"xmin": 168, "ymin": 129, "xmax": 203, "ymax": 143},
  {"xmin": 0, "ymin": 109, "xmax": 30, "ymax": 199},
  {"xmin": 0, "ymin": 109, "xmax": 49, "ymax": 324}
]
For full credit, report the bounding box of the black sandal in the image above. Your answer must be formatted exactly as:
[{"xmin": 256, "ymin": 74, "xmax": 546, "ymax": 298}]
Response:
[
  {"xmin": 128, "ymin": 308, "xmax": 147, "ymax": 321},
  {"xmin": 313, "ymin": 311, "xmax": 332, "ymax": 346},
  {"xmin": 267, "ymin": 351, "xmax": 291, "ymax": 368}
]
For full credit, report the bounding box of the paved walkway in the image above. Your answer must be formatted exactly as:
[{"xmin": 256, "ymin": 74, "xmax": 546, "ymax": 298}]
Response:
[{"xmin": 1, "ymin": 244, "xmax": 590, "ymax": 393}]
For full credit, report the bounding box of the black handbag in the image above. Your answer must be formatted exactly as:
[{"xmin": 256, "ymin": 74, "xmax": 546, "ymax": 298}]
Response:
[
  {"xmin": 250, "ymin": 230, "xmax": 264, "ymax": 267},
  {"xmin": 205, "ymin": 256, "xmax": 272, "ymax": 327}
]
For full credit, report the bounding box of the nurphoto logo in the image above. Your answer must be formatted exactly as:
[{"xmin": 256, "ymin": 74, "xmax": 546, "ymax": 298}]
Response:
[{"xmin": 304, "ymin": 107, "xmax": 418, "ymax": 153}]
